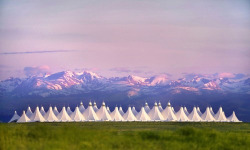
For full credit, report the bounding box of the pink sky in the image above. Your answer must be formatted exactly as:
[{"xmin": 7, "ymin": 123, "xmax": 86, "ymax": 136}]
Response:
[{"xmin": 0, "ymin": 0, "xmax": 249, "ymax": 79}]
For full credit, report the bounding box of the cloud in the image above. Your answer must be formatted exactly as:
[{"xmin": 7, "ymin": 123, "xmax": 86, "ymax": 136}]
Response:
[
  {"xmin": 0, "ymin": 50, "xmax": 77, "ymax": 55},
  {"xmin": 24, "ymin": 65, "xmax": 50, "ymax": 77}
]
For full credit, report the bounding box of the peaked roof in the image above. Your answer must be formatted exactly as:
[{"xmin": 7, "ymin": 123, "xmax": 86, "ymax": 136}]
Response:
[
  {"xmin": 70, "ymin": 106, "xmax": 85, "ymax": 122},
  {"xmin": 227, "ymin": 111, "xmax": 241, "ymax": 122},
  {"xmin": 110, "ymin": 107, "xmax": 124, "ymax": 121},
  {"xmin": 136, "ymin": 107, "xmax": 151, "ymax": 121},
  {"xmin": 161, "ymin": 102, "xmax": 177, "ymax": 121},
  {"xmin": 8, "ymin": 111, "xmax": 20, "ymax": 123},
  {"xmin": 96, "ymin": 102, "xmax": 112, "ymax": 121},
  {"xmin": 57, "ymin": 106, "xmax": 72, "ymax": 122},
  {"xmin": 132, "ymin": 107, "xmax": 138, "ymax": 116},
  {"xmin": 196, "ymin": 107, "xmax": 203, "ymax": 116},
  {"xmin": 144, "ymin": 102, "xmax": 151, "ymax": 113},
  {"xmin": 26, "ymin": 106, "xmax": 33, "ymax": 118},
  {"xmin": 79, "ymin": 102, "xmax": 85, "ymax": 114},
  {"xmin": 210, "ymin": 107, "xmax": 215, "ymax": 116},
  {"xmin": 82, "ymin": 102, "xmax": 99, "ymax": 121},
  {"xmin": 171, "ymin": 107, "xmax": 175, "ymax": 113},
  {"xmin": 44, "ymin": 106, "xmax": 58, "ymax": 122},
  {"xmin": 106, "ymin": 106, "xmax": 111, "ymax": 113},
  {"xmin": 148, "ymin": 102, "xmax": 164, "ymax": 121},
  {"xmin": 123, "ymin": 107, "xmax": 137, "ymax": 121},
  {"xmin": 201, "ymin": 107, "xmax": 215, "ymax": 122},
  {"xmin": 40, "ymin": 106, "xmax": 46, "ymax": 116},
  {"xmin": 17, "ymin": 111, "xmax": 31, "ymax": 123},
  {"xmin": 67, "ymin": 106, "xmax": 73, "ymax": 116},
  {"xmin": 184, "ymin": 107, "xmax": 189, "ymax": 116},
  {"xmin": 119, "ymin": 106, "xmax": 125, "ymax": 116},
  {"xmin": 175, "ymin": 107, "xmax": 189, "ymax": 121},
  {"xmin": 93, "ymin": 102, "xmax": 99, "ymax": 112},
  {"xmin": 53, "ymin": 106, "xmax": 59, "ymax": 116},
  {"xmin": 158, "ymin": 102, "xmax": 163, "ymax": 112},
  {"xmin": 214, "ymin": 107, "xmax": 228, "ymax": 122},
  {"xmin": 188, "ymin": 107, "xmax": 203, "ymax": 121},
  {"xmin": 30, "ymin": 107, "xmax": 46, "ymax": 122}
]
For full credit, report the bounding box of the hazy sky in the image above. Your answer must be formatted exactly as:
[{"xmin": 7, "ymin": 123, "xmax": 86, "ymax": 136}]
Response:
[{"xmin": 0, "ymin": 0, "xmax": 250, "ymax": 79}]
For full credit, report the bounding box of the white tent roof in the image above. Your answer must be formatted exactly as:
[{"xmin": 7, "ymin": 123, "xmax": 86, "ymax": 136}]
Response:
[
  {"xmin": 96, "ymin": 102, "xmax": 112, "ymax": 121},
  {"xmin": 136, "ymin": 107, "xmax": 151, "ymax": 121},
  {"xmin": 201, "ymin": 107, "xmax": 215, "ymax": 122},
  {"xmin": 67, "ymin": 106, "xmax": 73, "ymax": 116},
  {"xmin": 26, "ymin": 106, "xmax": 33, "ymax": 118},
  {"xmin": 175, "ymin": 107, "xmax": 189, "ymax": 121},
  {"xmin": 119, "ymin": 106, "xmax": 125, "ymax": 116},
  {"xmin": 148, "ymin": 102, "xmax": 164, "ymax": 121},
  {"xmin": 227, "ymin": 111, "xmax": 241, "ymax": 122},
  {"xmin": 110, "ymin": 107, "xmax": 124, "ymax": 121},
  {"xmin": 53, "ymin": 106, "xmax": 59, "ymax": 116},
  {"xmin": 82, "ymin": 102, "xmax": 99, "ymax": 121},
  {"xmin": 106, "ymin": 106, "xmax": 111, "ymax": 114},
  {"xmin": 132, "ymin": 107, "xmax": 138, "ymax": 116},
  {"xmin": 40, "ymin": 106, "xmax": 46, "ymax": 116},
  {"xmin": 44, "ymin": 106, "xmax": 58, "ymax": 122},
  {"xmin": 93, "ymin": 102, "xmax": 99, "ymax": 112},
  {"xmin": 8, "ymin": 111, "xmax": 20, "ymax": 123},
  {"xmin": 30, "ymin": 106, "xmax": 46, "ymax": 122},
  {"xmin": 17, "ymin": 111, "xmax": 31, "ymax": 123},
  {"xmin": 79, "ymin": 101, "xmax": 85, "ymax": 114},
  {"xmin": 214, "ymin": 107, "xmax": 228, "ymax": 122},
  {"xmin": 172, "ymin": 107, "xmax": 175, "ymax": 113},
  {"xmin": 123, "ymin": 107, "xmax": 137, "ymax": 121},
  {"xmin": 158, "ymin": 102, "xmax": 163, "ymax": 112},
  {"xmin": 70, "ymin": 106, "xmax": 85, "ymax": 122},
  {"xmin": 144, "ymin": 102, "xmax": 151, "ymax": 113},
  {"xmin": 161, "ymin": 102, "xmax": 177, "ymax": 121},
  {"xmin": 184, "ymin": 107, "xmax": 189, "ymax": 116},
  {"xmin": 57, "ymin": 106, "xmax": 72, "ymax": 122},
  {"xmin": 210, "ymin": 107, "xmax": 215, "ymax": 116},
  {"xmin": 188, "ymin": 107, "xmax": 203, "ymax": 122},
  {"xmin": 196, "ymin": 107, "xmax": 202, "ymax": 116}
]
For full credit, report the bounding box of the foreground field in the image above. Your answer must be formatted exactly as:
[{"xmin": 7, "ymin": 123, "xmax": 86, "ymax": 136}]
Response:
[{"xmin": 0, "ymin": 122, "xmax": 249, "ymax": 150}]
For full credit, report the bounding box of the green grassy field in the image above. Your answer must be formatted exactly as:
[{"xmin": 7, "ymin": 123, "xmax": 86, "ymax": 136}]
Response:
[{"xmin": 0, "ymin": 122, "xmax": 249, "ymax": 150}]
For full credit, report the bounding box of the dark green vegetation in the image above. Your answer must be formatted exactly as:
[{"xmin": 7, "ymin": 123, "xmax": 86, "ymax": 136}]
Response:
[{"xmin": 0, "ymin": 122, "xmax": 249, "ymax": 150}]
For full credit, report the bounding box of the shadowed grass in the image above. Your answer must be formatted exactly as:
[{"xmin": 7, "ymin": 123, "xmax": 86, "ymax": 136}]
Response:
[{"xmin": 0, "ymin": 122, "xmax": 249, "ymax": 150}]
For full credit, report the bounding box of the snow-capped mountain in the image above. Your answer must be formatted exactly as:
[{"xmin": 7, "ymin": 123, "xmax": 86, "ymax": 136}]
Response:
[{"xmin": 0, "ymin": 70, "xmax": 249, "ymax": 97}]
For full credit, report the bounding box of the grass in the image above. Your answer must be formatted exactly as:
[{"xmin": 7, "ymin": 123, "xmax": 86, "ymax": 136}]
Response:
[{"xmin": 0, "ymin": 122, "xmax": 249, "ymax": 150}]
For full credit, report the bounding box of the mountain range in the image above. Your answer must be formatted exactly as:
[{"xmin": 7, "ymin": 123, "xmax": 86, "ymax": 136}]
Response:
[{"xmin": 0, "ymin": 70, "xmax": 249, "ymax": 122}]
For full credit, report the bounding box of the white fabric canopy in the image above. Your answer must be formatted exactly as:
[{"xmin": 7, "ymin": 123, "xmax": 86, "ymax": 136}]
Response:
[
  {"xmin": 70, "ymin": 106, "xmax": 85, "ymax": 122},
  {"xmin": 148, "ymin": 102, "xmax": 164, "ymax": 121},
  {"xmin": 123, "ymin": 107, "xmax": 137, "ymax": 121},
  {"xmin": 175, "ymin": 107, "xmax": 189, "ymax": 122},
  {"xmin": 40, "ymin": 106, "xmax": 46, "ymax": 116},
  {"xmin": 44, "ymin": 106, "xmax": 58, "ymax": 122},
  {"xmin": 17, "ymin": 111, "xmax": 31, "ymax": 123},
  {"xmin": 8, "ymin": 111, "xmax": 20, "ymax": 123},
  {"xmin": 82, "ymin": 102, "xmax": 99, "ymax": 121},
  {"xmin": 26, "ymin": 106, "xmax": 33, "ymax": 118},
  {"xmin": 136, "ymin": 107, "xmax": 151, "ymax": 121},
  {"xmin": 161, "ymin": 102, "xmax": 177, "ymax": 121},
  {"xmin": 214, "ymin": 107, "xmax": 228, "ymax": 122},
  {"xmin": 96, "ymin": 102, "xmax": 112, "ymax": 121},
  {"xmin": 188, "ymin": 107, "xmax": 203, "ymax": 122},
  {"xmin": 30, "ymin": 107, "xmax": 46, "ymax": 122},
  {"xmin": 110, "ymin": 107, "xmax": 124, "ymax": 121},
  {"xmin": 201, "ymin": 107, "xmax": 215, "ymax": 122},
  {"xmin": 57, "ymin": 106, "xmax": 72, "ymax": 122},
  {"xmin": 227, "ymin": 111, "xmax": 241, "ymax": 122}
]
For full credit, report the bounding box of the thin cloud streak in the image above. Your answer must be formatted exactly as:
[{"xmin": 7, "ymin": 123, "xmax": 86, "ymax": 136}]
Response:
[{"xmin": 0, "ymin": 50, "xmax": 77, "ymax": 55}]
